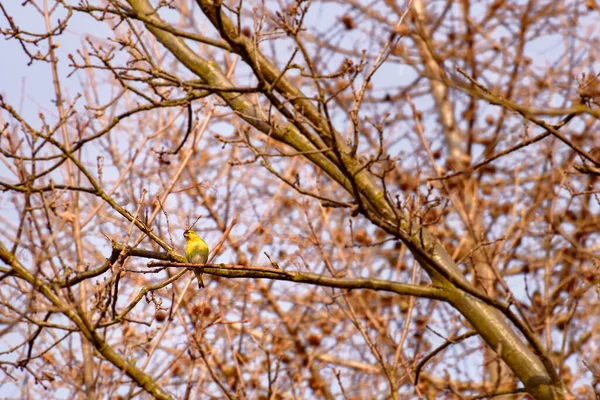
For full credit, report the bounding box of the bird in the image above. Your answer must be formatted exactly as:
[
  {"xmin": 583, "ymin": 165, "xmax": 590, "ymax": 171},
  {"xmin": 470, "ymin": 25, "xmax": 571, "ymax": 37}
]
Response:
[{"xmin": 183, "ymin": 229, "xmax": 209, "ymax": 288}]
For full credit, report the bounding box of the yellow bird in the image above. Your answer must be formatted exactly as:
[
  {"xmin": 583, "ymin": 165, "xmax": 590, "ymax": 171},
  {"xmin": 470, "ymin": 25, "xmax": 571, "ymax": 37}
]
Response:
[{"xmin": 183, "ymin": 229, "xmax": 209, "ymax": 288}]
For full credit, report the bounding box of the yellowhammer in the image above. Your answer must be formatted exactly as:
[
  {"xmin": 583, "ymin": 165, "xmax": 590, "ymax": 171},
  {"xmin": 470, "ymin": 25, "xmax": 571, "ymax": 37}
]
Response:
[{"xmin": 183, "ymin": 229, "xmax": 209, "ymax": 288}]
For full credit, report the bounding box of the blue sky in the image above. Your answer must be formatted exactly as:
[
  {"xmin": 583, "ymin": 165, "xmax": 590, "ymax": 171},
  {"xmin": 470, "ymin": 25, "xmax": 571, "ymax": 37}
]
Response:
[{"xmin": 1, "ymin": 0, "xmax": 599, "ymax": 396}]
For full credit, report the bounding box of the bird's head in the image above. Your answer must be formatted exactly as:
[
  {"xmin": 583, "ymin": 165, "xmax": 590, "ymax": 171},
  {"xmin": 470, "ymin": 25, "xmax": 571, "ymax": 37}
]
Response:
[{"xmin": 183, "ymin": 229, "xmax": 200, "ymax": 242}]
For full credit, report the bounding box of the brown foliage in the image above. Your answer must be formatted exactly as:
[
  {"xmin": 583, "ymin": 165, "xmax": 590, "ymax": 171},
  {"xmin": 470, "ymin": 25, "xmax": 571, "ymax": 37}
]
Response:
[{"xmin": 0, "ymin": 0, "xmax": 599, "ymax": 399}]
